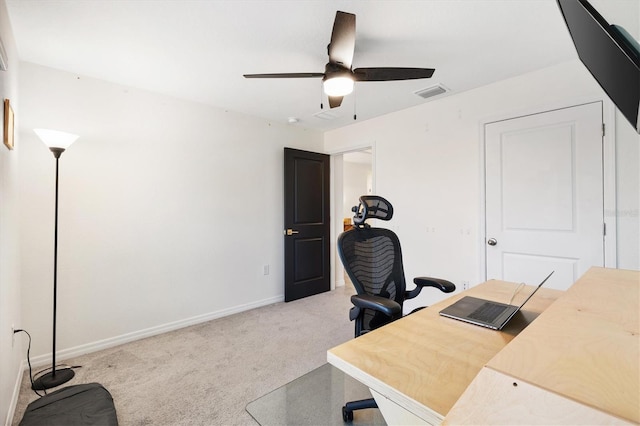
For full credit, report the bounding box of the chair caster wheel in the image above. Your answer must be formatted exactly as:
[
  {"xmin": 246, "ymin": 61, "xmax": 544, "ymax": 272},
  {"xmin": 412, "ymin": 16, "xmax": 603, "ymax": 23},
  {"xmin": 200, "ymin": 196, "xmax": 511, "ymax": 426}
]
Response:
[{"xmin": 342, "ymin": 406, "xmax": 353, "ymax": 422}]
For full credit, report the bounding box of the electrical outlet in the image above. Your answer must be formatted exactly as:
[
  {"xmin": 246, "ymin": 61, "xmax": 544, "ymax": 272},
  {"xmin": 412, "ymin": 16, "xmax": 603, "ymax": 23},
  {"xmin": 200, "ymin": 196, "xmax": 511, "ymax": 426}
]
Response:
[{"xmin": 462, "ymin": 281, "xmax": 469, "ymax": 291}]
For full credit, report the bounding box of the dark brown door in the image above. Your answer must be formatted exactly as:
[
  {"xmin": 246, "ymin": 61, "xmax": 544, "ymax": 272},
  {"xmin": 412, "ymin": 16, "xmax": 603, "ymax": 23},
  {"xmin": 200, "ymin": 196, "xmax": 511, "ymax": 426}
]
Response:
[{"xmin": 284, "ymin": 148, "xmax": 330, "ymax": 302}]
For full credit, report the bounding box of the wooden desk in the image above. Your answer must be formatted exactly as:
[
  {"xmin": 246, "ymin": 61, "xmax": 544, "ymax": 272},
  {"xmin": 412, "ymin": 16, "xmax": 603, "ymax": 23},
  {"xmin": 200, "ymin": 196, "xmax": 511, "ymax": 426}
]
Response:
[
  {"xmin": 445, "ymin": 267, "xmax": 639, "ymax": 425},
  {"xmin": 328, "ymin": 279, "xmax": 563, "ymax": 424}
]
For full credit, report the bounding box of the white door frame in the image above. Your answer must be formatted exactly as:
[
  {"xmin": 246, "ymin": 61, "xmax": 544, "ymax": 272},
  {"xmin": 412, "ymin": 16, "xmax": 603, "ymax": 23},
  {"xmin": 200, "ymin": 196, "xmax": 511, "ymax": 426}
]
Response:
[
  {"xmin": 328, "ymin": 143, "xmax": 376, "ymax": 290},
  {"xmin": 478, "ymin": 97, "xmax": 617, "ymax": 281}
]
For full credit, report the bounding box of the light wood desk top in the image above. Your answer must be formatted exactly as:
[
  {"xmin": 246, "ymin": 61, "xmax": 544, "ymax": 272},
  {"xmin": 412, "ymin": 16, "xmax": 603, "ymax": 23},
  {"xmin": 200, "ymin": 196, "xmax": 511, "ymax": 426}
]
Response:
[
  {"xmin": 327, "ymin": 279, "xmax": 563, "ymax": 423},
  {"xmin": 446, "ymin": 267, "xmax": 640, "ymax": 424}
]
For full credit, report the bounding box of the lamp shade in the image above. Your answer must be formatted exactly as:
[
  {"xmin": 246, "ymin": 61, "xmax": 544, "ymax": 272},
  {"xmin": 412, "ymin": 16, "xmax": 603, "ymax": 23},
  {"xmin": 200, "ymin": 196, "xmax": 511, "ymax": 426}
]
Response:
[
  {"xmin": 323, "ymin": 75, "xmax": 354, "ymax": 97},
  {"xmin": 34, "ymin": 129, "xmax": 79, "ymax": 150}
]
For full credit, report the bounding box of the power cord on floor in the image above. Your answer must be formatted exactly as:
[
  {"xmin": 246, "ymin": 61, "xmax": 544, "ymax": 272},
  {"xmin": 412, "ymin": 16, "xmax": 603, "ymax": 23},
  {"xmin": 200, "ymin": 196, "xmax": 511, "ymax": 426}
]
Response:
[
  {"xmin": 13, "ymin": 329, "xmax": 82, "ymax": 397},
  {"xmin": 13, "ymin": 329, "xmax": 44, "ymax": 397}
]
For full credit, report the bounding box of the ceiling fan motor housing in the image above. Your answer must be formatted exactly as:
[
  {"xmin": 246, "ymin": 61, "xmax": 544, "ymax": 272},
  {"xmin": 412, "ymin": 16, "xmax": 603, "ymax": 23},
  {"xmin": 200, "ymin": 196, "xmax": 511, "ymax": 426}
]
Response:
[{"xmin": 323, "ymin": 62, "xmax": 352, "ymax": 81}]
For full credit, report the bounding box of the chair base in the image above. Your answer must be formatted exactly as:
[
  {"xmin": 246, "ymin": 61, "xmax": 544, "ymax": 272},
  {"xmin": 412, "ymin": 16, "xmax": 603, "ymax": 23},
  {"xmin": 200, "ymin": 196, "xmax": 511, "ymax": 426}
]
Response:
[{"xmin": 342, "ymin": 397, "xmax": 378, "ymax": 422}]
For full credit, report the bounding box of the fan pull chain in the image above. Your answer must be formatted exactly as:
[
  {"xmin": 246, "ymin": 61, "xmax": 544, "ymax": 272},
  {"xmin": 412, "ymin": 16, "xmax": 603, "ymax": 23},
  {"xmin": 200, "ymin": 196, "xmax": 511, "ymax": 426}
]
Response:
[
  {"xmin": 320, "ymin": 82, "xmax": 324, "ymax": 110},
  {"xmin": 353, "ymin": 86, "xmax": 357, "ymax": 121}
]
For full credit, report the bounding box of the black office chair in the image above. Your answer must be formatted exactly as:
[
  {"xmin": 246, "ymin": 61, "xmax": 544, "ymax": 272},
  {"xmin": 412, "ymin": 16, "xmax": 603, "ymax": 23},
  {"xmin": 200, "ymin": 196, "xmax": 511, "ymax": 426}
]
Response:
[{"xmin": 337, "ymin": 195, "xmax": 456, "ymax": 422}]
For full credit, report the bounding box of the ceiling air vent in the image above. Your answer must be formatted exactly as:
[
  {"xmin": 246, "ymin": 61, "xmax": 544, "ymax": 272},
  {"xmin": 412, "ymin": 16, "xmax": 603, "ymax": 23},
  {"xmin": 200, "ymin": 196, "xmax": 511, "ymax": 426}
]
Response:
[
  {"xmin": 313, "ymin": 110, "xmax": 339, "ymax": 120},
  {"xmin": 415, "ymin": 84, "xmax": 448, "ymax": 100}
]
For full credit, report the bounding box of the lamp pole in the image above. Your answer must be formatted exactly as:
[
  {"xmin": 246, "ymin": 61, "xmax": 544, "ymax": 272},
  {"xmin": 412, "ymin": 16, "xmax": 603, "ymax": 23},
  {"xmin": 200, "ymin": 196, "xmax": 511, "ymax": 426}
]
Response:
[
  {"xmin": 32, "ymin": 131, "xmax": 78, "ymax": 391},
  {"xmin": 51, "ymin": 148, "xmax": 66, "ymax": 385}
]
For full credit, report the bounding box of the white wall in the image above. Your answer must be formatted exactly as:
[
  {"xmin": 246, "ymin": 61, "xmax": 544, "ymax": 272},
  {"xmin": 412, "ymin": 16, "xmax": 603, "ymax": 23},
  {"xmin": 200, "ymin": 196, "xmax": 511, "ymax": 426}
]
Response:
[
  {"xmin": 324, "ymin": 59, "xmax": 640, "ymax": 311},
  {"xmin": 343, "ymin": 161, "xmax": 371, "ymax": 219},
  {"xmin": 0, "ymin": 0, "xmax": 22, "ymax": 423},
  {"xmin": 17, "ymin": 63, "xmax": 323, "ymax": 360}
]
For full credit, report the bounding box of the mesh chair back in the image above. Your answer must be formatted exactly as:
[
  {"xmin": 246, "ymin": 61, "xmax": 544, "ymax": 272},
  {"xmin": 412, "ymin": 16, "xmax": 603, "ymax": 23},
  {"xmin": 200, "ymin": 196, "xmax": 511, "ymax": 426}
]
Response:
[
  {"xmin": 352, "ymin": 195, "xmax": 394, "ymax": 227},
  {"xmin": 338, "ymin": 226, "xmax": 406, "ymax": 332}
]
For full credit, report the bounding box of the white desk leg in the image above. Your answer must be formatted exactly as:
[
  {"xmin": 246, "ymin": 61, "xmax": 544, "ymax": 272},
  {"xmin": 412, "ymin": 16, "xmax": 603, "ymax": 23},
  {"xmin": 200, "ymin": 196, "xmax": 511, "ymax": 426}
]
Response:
[{"xmin": 370, "ymin": 389, "xmax": 432, "ymax": 425}]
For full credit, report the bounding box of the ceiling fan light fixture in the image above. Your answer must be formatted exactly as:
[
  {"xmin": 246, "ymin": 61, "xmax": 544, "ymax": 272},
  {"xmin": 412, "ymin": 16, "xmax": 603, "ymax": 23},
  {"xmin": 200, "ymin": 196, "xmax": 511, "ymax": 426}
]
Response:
[
  {"xmin": 323, "ymin": 75, "xmax": 354, "ymax": 97},
  {"xmin": 244, "ymin": 11, "xmax": 436, "ymax": 109}
]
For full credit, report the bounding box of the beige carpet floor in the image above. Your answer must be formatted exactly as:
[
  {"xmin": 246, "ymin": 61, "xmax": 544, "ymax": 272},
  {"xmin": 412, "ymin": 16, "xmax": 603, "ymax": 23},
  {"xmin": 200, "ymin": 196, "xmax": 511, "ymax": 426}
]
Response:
[{"xmin": 12, "ymin": 285, "xmax": 359, "ymax": 425}]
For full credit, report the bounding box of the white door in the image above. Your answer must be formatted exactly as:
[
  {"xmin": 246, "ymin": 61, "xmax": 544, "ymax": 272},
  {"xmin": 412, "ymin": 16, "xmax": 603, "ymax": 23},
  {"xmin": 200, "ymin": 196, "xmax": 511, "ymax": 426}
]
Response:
[{"xmin": 485, "ymin": 102, "xmax": 604, "ymax": 290}]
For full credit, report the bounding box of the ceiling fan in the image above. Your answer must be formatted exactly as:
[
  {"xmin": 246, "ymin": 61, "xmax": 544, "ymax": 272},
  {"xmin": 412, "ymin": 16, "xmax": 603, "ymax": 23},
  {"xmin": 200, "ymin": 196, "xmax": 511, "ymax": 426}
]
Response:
[{"xmin": 243, "ymin": 11, "xmax": 435, "ymax": 108}]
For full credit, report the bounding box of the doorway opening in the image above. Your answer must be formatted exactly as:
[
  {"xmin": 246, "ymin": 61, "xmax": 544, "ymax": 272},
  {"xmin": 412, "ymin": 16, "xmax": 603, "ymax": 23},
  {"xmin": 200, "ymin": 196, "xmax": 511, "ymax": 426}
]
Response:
[{"xmin": 331, "ymin": 147, "xmax": 373, "ymax": 289}]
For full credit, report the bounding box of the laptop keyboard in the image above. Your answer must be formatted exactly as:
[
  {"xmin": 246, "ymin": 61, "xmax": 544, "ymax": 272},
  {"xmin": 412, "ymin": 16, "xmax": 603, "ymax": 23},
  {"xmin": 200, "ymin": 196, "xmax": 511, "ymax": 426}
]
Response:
[{"xmin": 468, "ymin": 302, "xmax": 508, "ymax": 322}]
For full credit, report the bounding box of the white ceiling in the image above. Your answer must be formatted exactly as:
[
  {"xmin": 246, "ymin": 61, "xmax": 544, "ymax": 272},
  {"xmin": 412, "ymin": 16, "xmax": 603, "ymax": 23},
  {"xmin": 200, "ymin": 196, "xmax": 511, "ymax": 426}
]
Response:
[{"xmin": 6, "ymin": 0, "xmax": 583, "ymax": 131}]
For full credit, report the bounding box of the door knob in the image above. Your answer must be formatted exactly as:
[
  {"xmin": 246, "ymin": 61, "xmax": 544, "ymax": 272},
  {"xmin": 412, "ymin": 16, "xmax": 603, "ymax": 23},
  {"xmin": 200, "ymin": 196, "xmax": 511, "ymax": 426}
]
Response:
[
  {"xmin": 284, "ymin": 229, "xmax": 300, "ymax": 236},
  {"xmin": 487, "ymin": 238, "xmax": 497, "ymax": 246}
]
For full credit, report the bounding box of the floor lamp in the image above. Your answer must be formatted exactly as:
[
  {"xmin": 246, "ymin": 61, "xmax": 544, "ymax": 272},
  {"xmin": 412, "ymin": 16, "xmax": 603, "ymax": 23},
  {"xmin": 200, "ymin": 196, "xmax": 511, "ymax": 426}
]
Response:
[{"xmin": 32, "ymin": 128, "xmax": 79, "ymax": 391}]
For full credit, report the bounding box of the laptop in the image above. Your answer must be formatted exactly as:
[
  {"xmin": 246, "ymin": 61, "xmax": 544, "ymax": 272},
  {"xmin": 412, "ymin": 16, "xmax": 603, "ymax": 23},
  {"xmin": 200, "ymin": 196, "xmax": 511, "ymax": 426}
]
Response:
[{"xmin": 439, "ymin": 271, "xmax": 554, "ymax": 330}]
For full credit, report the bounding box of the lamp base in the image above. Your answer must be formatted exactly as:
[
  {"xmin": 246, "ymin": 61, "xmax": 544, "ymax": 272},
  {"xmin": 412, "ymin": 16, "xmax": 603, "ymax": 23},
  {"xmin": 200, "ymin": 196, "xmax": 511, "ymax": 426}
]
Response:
[{"xmin": 31, "ymin": 368, "xmax": 75, "ymax": 390}]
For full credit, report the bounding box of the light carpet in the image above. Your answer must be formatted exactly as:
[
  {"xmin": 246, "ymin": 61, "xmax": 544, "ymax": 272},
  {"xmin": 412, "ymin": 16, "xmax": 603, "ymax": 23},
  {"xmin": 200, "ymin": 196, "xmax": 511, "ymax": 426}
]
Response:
[{"xmin": 12, "ymin": 285, "xmax": 371, "ymax": 425}]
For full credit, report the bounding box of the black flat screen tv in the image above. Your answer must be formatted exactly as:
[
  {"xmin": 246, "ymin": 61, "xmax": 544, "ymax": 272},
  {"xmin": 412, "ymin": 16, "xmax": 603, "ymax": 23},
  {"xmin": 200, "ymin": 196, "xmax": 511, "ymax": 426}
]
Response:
[{"xmin": 557, "ymin": 0, "xmax": 640, "ymax": 134}]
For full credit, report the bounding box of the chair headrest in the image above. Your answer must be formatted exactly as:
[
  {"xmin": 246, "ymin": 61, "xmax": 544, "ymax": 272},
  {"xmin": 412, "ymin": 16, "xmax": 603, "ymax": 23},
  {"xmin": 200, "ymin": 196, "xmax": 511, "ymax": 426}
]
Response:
[{"xmin": 352, "ymin": 196, "xmax": 394, "ymax": 227}]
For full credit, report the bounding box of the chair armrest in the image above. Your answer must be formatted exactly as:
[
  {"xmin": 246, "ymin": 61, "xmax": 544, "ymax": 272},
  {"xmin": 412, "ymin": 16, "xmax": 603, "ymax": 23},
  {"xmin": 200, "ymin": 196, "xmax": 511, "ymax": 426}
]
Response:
[
  {"xmin": 405, "ymin": 277, "xmax": 456, "ymax": 299},
  {"xmin": 350, "ymin": 294, "xmax": 402, "ymax": 318}
]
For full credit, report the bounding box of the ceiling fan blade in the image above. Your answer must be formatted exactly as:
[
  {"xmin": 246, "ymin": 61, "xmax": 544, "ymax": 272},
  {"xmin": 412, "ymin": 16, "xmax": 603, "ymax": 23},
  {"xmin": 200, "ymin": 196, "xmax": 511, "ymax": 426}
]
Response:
[
  {"xmin": 328, "ymin": 96, "xmax": 344, "ymax": 108},
  {"xmin": 243, "ymin": 73, "xmax": 324, "ymax": 78},
  {"xmin": 353, "ymin": 67, "xmax": 435, "ymax": 81},
  {"xmin": 328, "ymin": 11, "xmax": 356, "ymax": 68}
]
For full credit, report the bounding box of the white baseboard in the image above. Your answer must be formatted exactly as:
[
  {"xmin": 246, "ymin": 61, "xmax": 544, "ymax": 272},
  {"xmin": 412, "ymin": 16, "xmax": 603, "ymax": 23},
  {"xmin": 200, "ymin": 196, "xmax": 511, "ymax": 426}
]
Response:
[
  {"xmin": 6, "ymin": 360, "xmax": 25, "ymax": 426},
  {"xmin": 27, "ymin": 295, "xmax": 284, "ymax": 368},
  {"xmin": 7, "ymin": 296, "xmax": 283, "ymax": 424}
]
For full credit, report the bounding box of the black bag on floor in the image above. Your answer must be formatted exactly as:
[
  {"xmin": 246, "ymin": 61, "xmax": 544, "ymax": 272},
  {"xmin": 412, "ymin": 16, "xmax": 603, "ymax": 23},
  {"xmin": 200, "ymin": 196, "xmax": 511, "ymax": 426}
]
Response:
[{"xmin": 19, "ymin": 383, "xmax": 118, "ymax": 426}]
